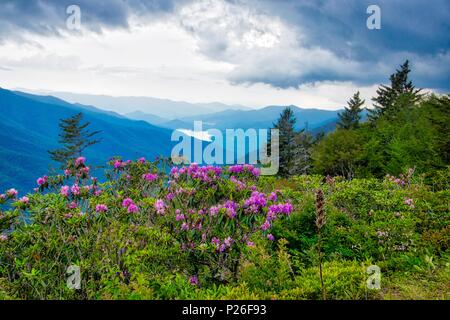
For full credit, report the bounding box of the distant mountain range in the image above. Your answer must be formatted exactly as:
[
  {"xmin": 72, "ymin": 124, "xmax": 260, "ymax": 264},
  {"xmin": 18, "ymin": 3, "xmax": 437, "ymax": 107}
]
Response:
[
  {"xmin": 31, "ymin": 90, "xmax": 348, "ymax": 133},
  {"xmin": 126, "ymin": 105, "xmax": 345, "ymax": 133},
  {"xmin": 0, "ymin": 88, "xmax": 361, "ymax": 192},
  {"xmin": 0, "ymin": 88, "xmax": 175, "ymax": 192},
  {"xmin": 39, "ymin": 91, "xmax": 250, "ymax": 120}
]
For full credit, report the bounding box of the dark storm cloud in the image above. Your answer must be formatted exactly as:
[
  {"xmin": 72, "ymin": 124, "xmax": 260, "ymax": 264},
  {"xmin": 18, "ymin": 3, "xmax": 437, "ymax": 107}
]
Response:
[
  {"xmin": 229, "ymin": 0, "xmax": 450, "ymax": 89},
  {"xmin": 0, "ymin": 0, "xmax": 448, "ymax": 90},
  {"xmin": 0, "ymin": 0, "xmax": 184, "ymax": 40}
]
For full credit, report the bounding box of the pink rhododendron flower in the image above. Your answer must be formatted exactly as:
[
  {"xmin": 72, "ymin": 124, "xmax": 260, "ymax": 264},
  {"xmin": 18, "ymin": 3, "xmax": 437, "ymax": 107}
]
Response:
[
  {"xmin": 60, "ymin": 186, "xmax": 69, "ymax": 197},
  {"xmin": 127, "ymin": 204, "xmax": 139, "ymax": 213},
  {"xmin": 181, "ymin": 222, "xmax": 189, "ymax": 231},
  {"xmin": 166, "ymin": 193, "xmax": 174, "ymax": 201},
  {"xmin": 223, "ymin": 200, "xmax": 237, "ymax": 218},
  {"xmin": 176, "ymin": 213, "xmax": 185, "ymax": 221},
  {"xmin": 267, "ymin": 234, "xmax": 275, "ymax": 241},
  {"xmin": 154, "ymin": 199, "xmax": 166, "ymax": 215},
  {"xmin": 261, "ymin": 220, "xmax": 271, "ymax": 231},
  {"xmin": 211, "ymin": 237, "xmax": 220, "ymax": 246},
  {"xmin": 6, "ymin": 189, "xmax": 18, "ymax": 198},
  {"xmin": 189, "ymin": 275, "xmax": 199, "ymax": 285},
  {"xmin": 230, "ymin": 176, "xmax": 246, "ymax": 190},
  {"xmin": 36, "ymin": 176, "xmax": 48, "ymax": 186},
  {"xmin": 122, "ymin": 198, "xmax": 134, "ymax": 208},
  {"xmin": 75, "ymin": 156, "xmax": 86, "ymax": 166},
  {"xmin": 113, "ymin": 160, "xmax": 123, "ymax": 169},
  {"xmin": 268, "ymin": 192, "xmax": 277, "ymax": 202},
  {"xmin": 245, "ymin": 191, "xmax": 267, "ymax": 208},
  {"xmin": 68, "ymin": 202, "xmax": 78, "ymax": 209},
  {"xmin": 96, "ymin": 204, "xmax": 108, "ymax": 213},
  {"xmin": 138, "ymin": 157, "xmax": 146, "ymax": 163},
  {"xmin": 210, "ymin": 206, "xmax": 219, "ymax": 216},
  {"xmin": 19, "ymin": 196, "xmax": 29, "ymax": 204},
  {"xmin": 229, "ymin": 164, "xmax": 260, "ymax": 177},
  {"xmin": 224, "ymin": 237, "xmax": 233, "ymax": 247},
  {"xmin": 0, "ymin": 234, "xmax": 7, "ymax": 242},
  {"xmin": 142, "ymin": 173, "xmax": 158, "ymax": 182},
  {"xmin": 71, "ymin": 184, "xmax": 80, "ymax": 196}
]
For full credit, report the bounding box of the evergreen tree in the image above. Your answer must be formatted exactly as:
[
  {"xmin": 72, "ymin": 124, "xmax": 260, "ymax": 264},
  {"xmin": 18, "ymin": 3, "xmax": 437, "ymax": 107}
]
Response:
[
  {"xmin": 273, "ymin": 107, "xmax": 297, "ymax": 177},
  {"xmin": 370, "ymin": 60, "xmax": 422, "ymax": 121},
  {"xmin": 49, "ymin": 113, "xmax": 101, "ymax": 166},
  {"xmin": 337, "ymin": 91, "xmax": 364, "ymax": 129}
]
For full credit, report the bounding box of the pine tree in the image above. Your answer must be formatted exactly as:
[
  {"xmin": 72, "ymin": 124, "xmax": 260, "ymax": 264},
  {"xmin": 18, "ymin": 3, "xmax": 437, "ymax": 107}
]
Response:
[
  {"xmin": 49, "ymin": 113, "xmax": 101, "ymax": 166},
  {"xmin": 369, "ymin": 60, "xmax": 422, "ymax": 121},
  {"xmin": 273, "ymin": 107, "xmax": 297, "ymax": 177},
  {"xmin": 337, "ymin": 91, "xmax": 364, "ymax": 130}
]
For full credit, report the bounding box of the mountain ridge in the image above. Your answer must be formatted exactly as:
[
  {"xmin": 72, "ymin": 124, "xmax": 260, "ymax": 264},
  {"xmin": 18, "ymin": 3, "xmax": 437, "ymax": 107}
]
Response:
[{"xmin": 0, "ymin": 88, "xmax": 175, "ymax": 192}]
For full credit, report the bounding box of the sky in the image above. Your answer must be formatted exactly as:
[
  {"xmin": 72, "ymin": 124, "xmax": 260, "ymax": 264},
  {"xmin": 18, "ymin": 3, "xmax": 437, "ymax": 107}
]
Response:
[{"xmin": 0, "ymin": 0, "xmax": 448, "ymax": 110}]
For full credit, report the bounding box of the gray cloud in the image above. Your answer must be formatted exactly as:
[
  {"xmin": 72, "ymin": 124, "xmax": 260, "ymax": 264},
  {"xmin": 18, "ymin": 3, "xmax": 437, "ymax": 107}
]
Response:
[
  {"xmin": 0, "ymin": 0, "xmax": 185, "ymax": 41},
  {"xmin": 0, "ymin": 0, "xmax": 448, "ymax": 90},
  {"xmin": 176, "ymin": 0, "xmax": 450, "ymax": 89}
]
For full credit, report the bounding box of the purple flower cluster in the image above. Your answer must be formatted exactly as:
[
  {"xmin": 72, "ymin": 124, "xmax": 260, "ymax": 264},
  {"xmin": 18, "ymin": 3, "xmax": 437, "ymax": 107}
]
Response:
[
  {"xmin": 19, "ymin": 196, "xmax": 29, "ymax": 204},
  {"xmin": 208, "ymin": 201, "xmax": 238, "ymax": 219},
  {"xmin": 189, "ymin": 275, "xmax": 199, "ymax": 286},
  {"xmin": 170, "ymin": 163, "xmax": 223, "ymax": 182},
  {"xmin": 36, "ymin": 176, "xmax": 48, "ymax": 187},
  {"xmin": 228, "ymin": 164, "xmax": 260, "ymax": 177},
  {"xmin": 211, "ymin": 236, "xmax": 234, "ymax": 252},
  {"xmin": 95, "ymin": 204, "xmax": 108, "ymax": 213},
  {"xmin": 229, "ymin": 176, "xmax": 245, "ymax": 190},
  {"xmin": 386, "ymin": 168, "xmax": 415, "ymax": 186},
  {"xmin": 61, "ymin": 186, "xmax": 70, "ymax": 197},
  {"xmin": 142, "ymin": 173, "xmax": 158, "ymax": 182},
  {"xmin": 154, "ymin": 199, "xmax": 166, "ymax": 215},
  {"xmin": 71, "ymin": 184, "xmax": 80, "ymax": 196},
  {"xmin": 122, "ymin": 198, "xmax": 139, "ymax": 213},
  {"xmin": 75, "ymin": 156, "xmax": 86, "ymax": 167},
  {"xmin": 176, "ymin": 212, "xmax": 186, "ymax": 221},
  {"xmin": 6, "ymin": 188, "xmax": 18, "ymax": 198},
  {"xmin": 223, "ymin": 200, "xmax": 237, "ymax": 218},
  {"xmin": 268, "ymin": 203, "xmax": 293, "ymax": 216},
  {"xmin": 244, "ymin": 191, "xmax": 267, "ymax": 213},
  {"xmin": 60, "ymin": 184, "xmax": 100, "ymax": 198},
  {"xmin": 113, "ymin": 159, "xmax": 131, "ymax": 170}
]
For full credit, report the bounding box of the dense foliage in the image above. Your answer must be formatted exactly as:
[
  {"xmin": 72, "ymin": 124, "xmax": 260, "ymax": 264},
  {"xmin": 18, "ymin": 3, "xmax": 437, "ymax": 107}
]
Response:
[
  {"xmin": 312, "ymin": 94, "xmax": 449, "ymax": 179},
  {"xmin": 0, "ymin": 158, "xmax": 448, "ymax": 299}
]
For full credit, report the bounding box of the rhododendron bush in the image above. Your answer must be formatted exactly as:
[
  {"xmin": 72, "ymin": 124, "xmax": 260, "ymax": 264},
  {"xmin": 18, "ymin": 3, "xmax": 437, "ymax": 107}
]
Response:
[
  {"xmin": 0, "ymin": 157, "xmax": 294, "ymax": 298},
  {"xmin": 0, "ymin": 158, "xmax": 448, "ymax": 300}
]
